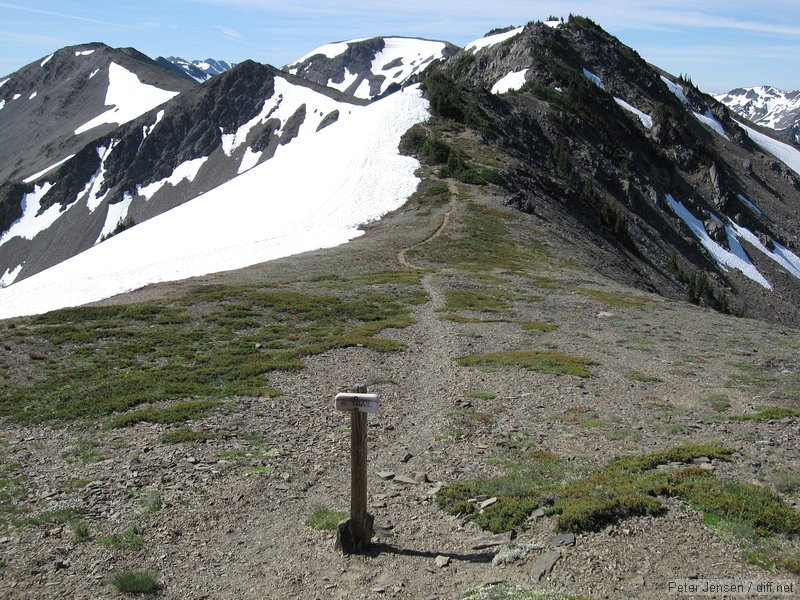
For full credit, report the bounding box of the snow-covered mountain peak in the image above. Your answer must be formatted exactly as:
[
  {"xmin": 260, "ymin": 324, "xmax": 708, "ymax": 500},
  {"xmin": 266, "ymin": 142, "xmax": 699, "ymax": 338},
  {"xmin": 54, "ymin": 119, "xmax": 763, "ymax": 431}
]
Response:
[
  {"xmin": 156, "ymin": 56, "xmax": 234, "ymax": 83},
  {"xmin": 285, "ymin": 36, "xmax": 458, "ymax": 100},
  {"xmin": 715, "ymin": 86, "xmax": 800, "ymax": 143}
]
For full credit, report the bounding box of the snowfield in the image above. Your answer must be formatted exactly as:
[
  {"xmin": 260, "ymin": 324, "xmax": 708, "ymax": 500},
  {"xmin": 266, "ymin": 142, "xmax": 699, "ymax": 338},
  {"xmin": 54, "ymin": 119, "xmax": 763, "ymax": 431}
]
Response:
[
  {"xmin": 491, "ymin": 69, "xmax": 528, "ymax": 95},
  {"xmin": 0, "ymin": 86, "xmax": 430, "ymax": 318},
  {"xmin": 74, "ymin": 63, "xmax": 180, "ymax": 135}
]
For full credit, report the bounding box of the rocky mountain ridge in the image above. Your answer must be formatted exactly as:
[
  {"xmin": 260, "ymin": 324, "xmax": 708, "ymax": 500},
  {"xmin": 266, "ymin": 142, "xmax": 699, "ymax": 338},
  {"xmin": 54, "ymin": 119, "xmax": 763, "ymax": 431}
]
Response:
[
  {"xmin": 410, "ymin": 17, "xmax": 800, "ymax": 324},
  {"xmin": 1, "ymin": 22, "xmax": 799, "ymax": 326}
]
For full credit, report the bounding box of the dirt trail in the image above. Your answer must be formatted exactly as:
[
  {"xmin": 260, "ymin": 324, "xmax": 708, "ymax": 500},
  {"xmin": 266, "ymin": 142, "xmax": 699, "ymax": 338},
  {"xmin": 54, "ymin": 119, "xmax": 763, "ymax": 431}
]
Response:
[{"xmin": 396, "ymin": 179, "xmax": 457, "ymax": 270}]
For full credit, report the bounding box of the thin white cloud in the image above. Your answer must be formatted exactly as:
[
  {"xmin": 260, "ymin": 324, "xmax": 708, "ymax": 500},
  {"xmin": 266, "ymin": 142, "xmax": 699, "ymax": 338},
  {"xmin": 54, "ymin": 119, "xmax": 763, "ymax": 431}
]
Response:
[
  {"xmin": 215, "ymin": 26, "xmax": 245, "ymax": 43},
  {"xmin": 0, "ymin": 1, "xmax": 136, "ymax": 29},
  {"xmin": 0, "ymin": 29, "xmax": 69, "ymax": 47}
]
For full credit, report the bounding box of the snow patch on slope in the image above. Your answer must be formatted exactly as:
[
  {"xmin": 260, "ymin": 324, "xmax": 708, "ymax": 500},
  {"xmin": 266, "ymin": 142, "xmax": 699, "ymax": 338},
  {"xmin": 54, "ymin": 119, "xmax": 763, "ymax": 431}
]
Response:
[
  {"xmin": 369, "ymin": 38, "xmax": 449, "ymax": 96},
  {"xmin": 294, "ymin": 38, "xmax": 369, "ymax": 63},
  {"xmin": 614, "ymin": 98, "xmax": 652, "ymax": 129},
  {"xmin": 693, "ymin": 109, "xmax": 729, "ymax": 140},
  {"xmin": 0, "ymin": 86, "xmax": 430, "ymax": 318},
  {"xmin": 97, "ymin": 193, "xmax": 134, "ymax": 243},
  {"xmin": 661, "ymin": 75, "xmax": 689, "ymax": 104},
  {"xmin": 0, "ymin": 264, "xmax": 22, "ymax": 288},
  {"xmin": 583, "ymin": 68, "xmax": 605, "ymax": 89},
  {"xmin": 738, "ymin": 193, "xmax": 764, "ymax": 217},
  {"xmin": 0, "ymin": 183, "xmax": 57, "ymax": 249},
  {"xmin": 737, "ymin": 120, "xmax": 800, "ymax": 177},
  {"xmin": 328, "ymin": 68, "xmax": 359, "ymax": 93},
  {"xmin": 74, "ymin": 63, "xmax": 180, "ymax": 135},
  {"xmin": 666, "ymin": 194, "xmax": 771, "ymax": 289},
  {"xmin": 466, "ymin": 27, "xmax": 524, "ymax": 54},
  {"xmin": 137, "ymin": 157, "xmax": 209, "ymax": 201},
  {"xmin": 23, "ymin": 154, "xmax": 76, "ymax": 183},
  {"xmin": 491, "ymin": 69, "xmax": 528, "ymax": 95}
]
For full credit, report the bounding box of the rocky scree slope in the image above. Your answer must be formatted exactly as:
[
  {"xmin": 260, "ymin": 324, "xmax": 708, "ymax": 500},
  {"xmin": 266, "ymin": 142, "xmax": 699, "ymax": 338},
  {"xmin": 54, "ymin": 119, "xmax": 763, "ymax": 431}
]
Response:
[{"xmin": 413, "ymin": 16, "xmax": 800, "ymax": 325}]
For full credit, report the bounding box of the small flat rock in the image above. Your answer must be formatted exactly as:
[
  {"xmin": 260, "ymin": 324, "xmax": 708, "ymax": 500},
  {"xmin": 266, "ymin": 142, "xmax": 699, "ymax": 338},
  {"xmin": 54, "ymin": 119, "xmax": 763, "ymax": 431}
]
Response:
[
  {"xmin": 400, "ymin": 452, "xmax": 413, "ymax": 463},
  {"xmin": 527, "ymin": 508, "xmax": 546, "ymax": 521},
  {"xmin": 630, "ymin": 575, "xmax": 645, "ymax": 586},
  {"xmin": 377, "ymin": 471, "xmax": 395, "ymax": 480},
  {"xmin": 470, "ymin": 531, "xmax": 513, "ymax": 549},
  {"xmin": 393, "ymin": 475, "xmax": 419, "ymax": 485},
  {"xmin": 532, "ymin": 551, "xmax": 561, "ymax": 581},
  {"xmin": 549, "ymin": 533, "xmax": 576, "ymax": 547},
  {"xmin": 413, "ymin": 472, "xmax": 430, "ymax": 483},
  {"xmin": 435, "ymin": 555, "xmax": 450, "ymax": 568},
  {"xmin": 479, "ymin": 497, "xmax": 498, "ymax": 510}
]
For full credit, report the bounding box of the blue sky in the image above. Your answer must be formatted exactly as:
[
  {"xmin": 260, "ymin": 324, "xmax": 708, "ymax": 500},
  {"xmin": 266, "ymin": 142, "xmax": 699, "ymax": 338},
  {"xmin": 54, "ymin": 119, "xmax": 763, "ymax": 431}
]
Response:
[{"xmin": 1, "ymin": 1, "xmax": 798, "ymax": 93}]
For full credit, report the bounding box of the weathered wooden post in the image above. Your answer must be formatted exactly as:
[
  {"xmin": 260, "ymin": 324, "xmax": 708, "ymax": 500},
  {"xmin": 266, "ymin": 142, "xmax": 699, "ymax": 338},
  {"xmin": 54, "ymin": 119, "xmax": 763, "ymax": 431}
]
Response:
[{"xmin": 334, "ymin": 385, "xmax": 379, "ymax": 554}]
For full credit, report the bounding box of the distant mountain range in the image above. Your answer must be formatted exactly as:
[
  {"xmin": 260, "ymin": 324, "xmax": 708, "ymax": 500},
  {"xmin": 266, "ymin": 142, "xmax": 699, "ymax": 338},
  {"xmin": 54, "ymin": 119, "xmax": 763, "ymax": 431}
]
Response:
[
  {"xmin": 715, "ymin": 86, "xmax": 800, "ymax": 143},
  {"xmin": 0, "ymin": 19, "xmax": 799, "ymax": 325},
  {"xmin": 156, "ymin": 56, "xmax": 234, "ymax": 83}
]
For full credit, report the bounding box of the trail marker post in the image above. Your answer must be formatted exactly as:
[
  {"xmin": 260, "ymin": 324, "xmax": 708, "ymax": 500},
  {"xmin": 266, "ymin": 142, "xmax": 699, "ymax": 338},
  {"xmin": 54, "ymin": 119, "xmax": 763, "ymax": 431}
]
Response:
[{"xmin": 334, "ymin": 386, "xmax": 379, "ymax": 554}]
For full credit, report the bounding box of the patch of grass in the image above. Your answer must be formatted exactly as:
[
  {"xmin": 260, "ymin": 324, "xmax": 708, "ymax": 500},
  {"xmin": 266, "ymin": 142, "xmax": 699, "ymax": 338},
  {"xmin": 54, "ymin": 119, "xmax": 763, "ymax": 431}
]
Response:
[
  {"xmin": 625, "ymin": 370, "xmax": 662, "ymax": 383},
  {"xmin": 0, "ymin": 464, "xmax": 26, "ymax": 525},
  {"xmin": 61, "ymin": 438, "xmax": 105, "ymax": 464},
  {"xmin": 742, "ymin": 536, "xmax": 800, "ymax": 574},
  {"xmin": 407, "ymin": 201, "xmax": 549, "ymax": 272},
  {"xmin": 464, "ymin": 584, "xmax": 591, "ymax": 600},
  {"xmin": 137, "ymin": 489, "xmax": 162, "ymax": 515},
  {"xmin": 107, "ymin": 399, "xmax": 224, "ymax": 429},
  {"xmin": 0, "ymin": 283, "xmax": 422, "ymax": 424},
  {"xmin": 70, "ymin": 520, "xmax": 90, "ymax": 542},
  {"xmin": 219, "ymin": 445, "xmax": 280, "ymax": 472},
  {"xmin": 110, "ymin": 570, "xmax": 158, "ymax": 594},
  {"xmin": 521, "ymin": 321, "xmax": 557, "ymax": 333},
  {"xmin": 466, "ymin": 390, "xmax": 496, "ymax": 400},
  {"xmin": 728, "ymin": 360, "xmax": 800, "ymax": 399},
  {"xmin": 578, "ymin": 288, "xmax": 651, "ymax": 307},
  {"xmin": 159, "ymin": 428, "xmax": 234, "ymax": 444},
  {"xmin": 560, "ymin": 406, "xmax": 603, "ymax": 428},
  {"xmin": 441, "ymin": 288, "xmax": 514, "ymax": 314},
  {"xmin": 457, "ymin": 350, "xmax": 598, "ymax": 378},
  {"xmin": 704, "ymin": 394, "xmax": 731, "ymax": 412},
  {"xmin": 21, "ymin": 508, "xmax": 82, "ymax": 528},
  {"xmin": 441, "ymin": 314, "xmax": 509, "ymax": 324},
  {"xmin": 438, "ymin": 444, "xmax": 800, "ymax": 540},
  {"xmin": 731, "ymin": 407, "xmax": 800, "ymax": 422},
  {"xmin": 306, "ymin": 506, "xmax": 348, "ymax": 531},
  {"xmin": 761, "ymin": 468, "xmax": 800, "ymax": 496},
  {"xmin": 98, "ymin": 527, "xmax": 142, "ymax": 551}
]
